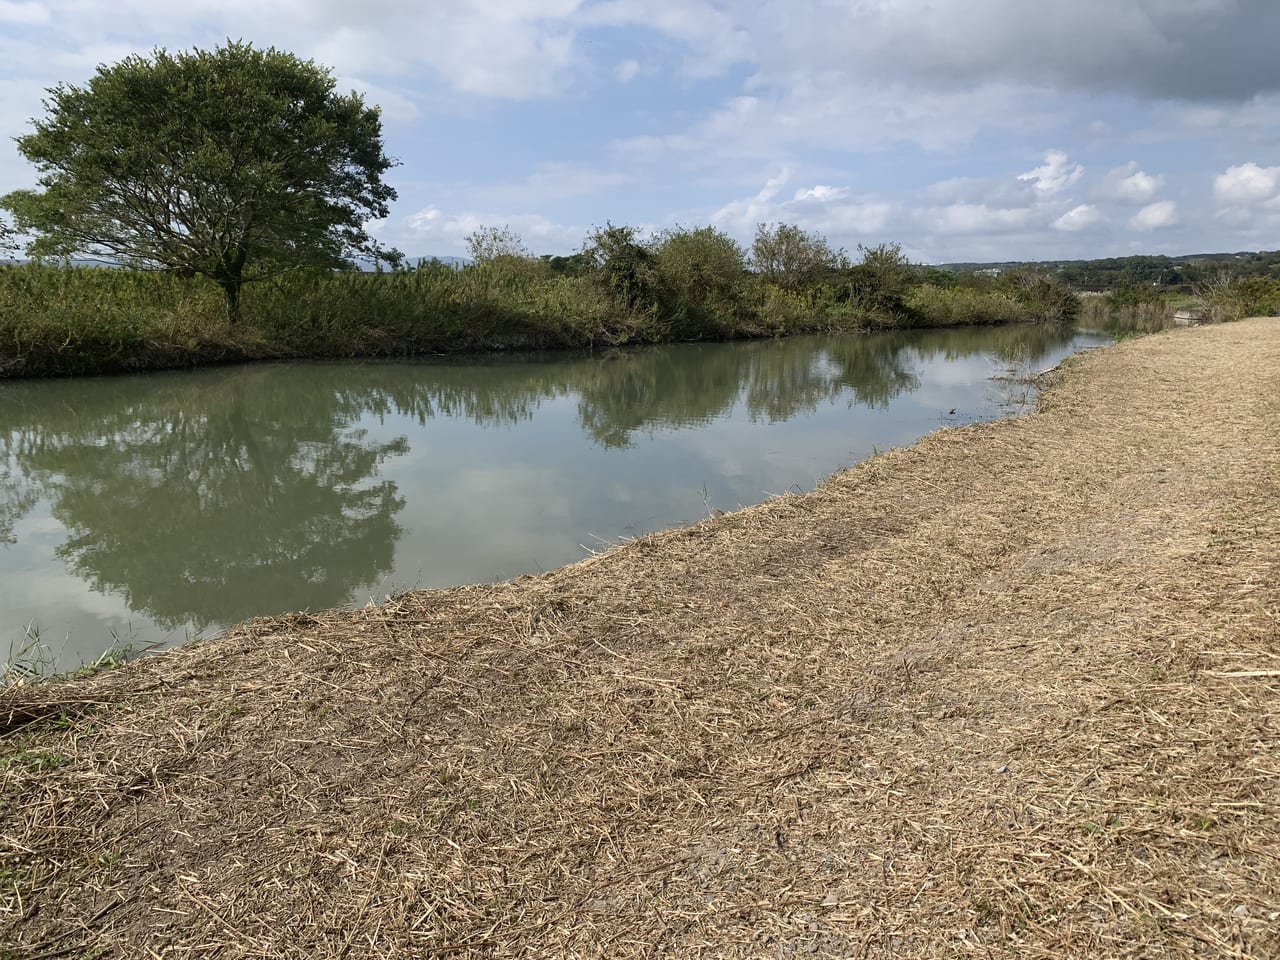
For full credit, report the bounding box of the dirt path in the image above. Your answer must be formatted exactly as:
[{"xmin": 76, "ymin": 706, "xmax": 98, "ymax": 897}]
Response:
[{"xmin": 3, "ymin": 319, "xmax": 1278, "ymax": 959}]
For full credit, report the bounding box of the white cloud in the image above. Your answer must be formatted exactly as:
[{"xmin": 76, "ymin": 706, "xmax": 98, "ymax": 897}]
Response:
[
  {"xmin": 1209, "ymin": 93, "xmax": 1280, "ymax": 137},
  {"xmin": 440, "ymin": 163, "xmax": 632, "ymax": 212},
  {"xmin": 734, "ymin": 0, "xmax": 1280, "ymax": 103},
  {"xmin": 579, "ymin": 0, "xmax": 752, "ymax": 79},
  {"xmin": 11, "ymin": 1, "xmax": 1280, "ymax": 114},
  {"xmin": 517, "ymin": 163, "xmax": 630, "ymax": 200},
  {"xmin": 0, "ymin": 1, "xmax": 49, "ymax": 24},
  {"xmin": 1213, "ymin": 162, "xmax": 1280, "ymax": 206},
  {"xmin": 559, "ymin": 1, "xmax": 1280, "ymax": 106},
  {"xmin": 4, "ymin": 1, "xmax": 1278, "ymax": 263},
  {"xmin": 928, "ymin": 203, "xmax": 1034, "ymax": 235},
  {"xmin": 1182, "ymin": 106, "xmax": 1229, "ymax": 129},
  {"xmin": 339, "ymin": 76, "xmax": 420, "ymax": 124},
  {"xmin": 793, "ymin": 185, "xmax": 850, "ymax": 203},
  {"xmin": 708, "ymin": 171, "xmax": 891, "ymax": 240},
  {"xmin": 405, "ymin": 205, "xmax": 584, "ymax": 254},
  {"xmin": 28, "ymin": 0, "xmax": 588, "ymax": 101},
  {"xmin": 1098, "ymin": 163, "xmax": 1165, "ymax": 204},
  {"xmin": 1052, "ymin": 205, "xmax": 1104, "ymax": 232},
  {"xmin": 1018, "ymin": 150, "xmax": 1084, "ymax": 195},
  {"xmin": 808, "ymin": 202, "xmax": 895, "ymax": 236},
  {"xmin": 613, "ymin": 59, "xmax": 640, "ymax": 83},
  {"xmin": 1129, "ymin": 200, "xmax": 1180, "ymax": 231},
  {"xmin": 922, "ymin": 175, "xmax": 1036, "ymax": 208},
  {"xmin": 612, "ymin": 79, "xmax": 1061, "ymax": 171}
]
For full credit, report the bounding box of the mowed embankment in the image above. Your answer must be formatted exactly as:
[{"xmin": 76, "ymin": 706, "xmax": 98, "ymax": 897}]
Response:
[{"xmin": 2, "ymin": 319, "xmax": 1278, "ymax": 958}]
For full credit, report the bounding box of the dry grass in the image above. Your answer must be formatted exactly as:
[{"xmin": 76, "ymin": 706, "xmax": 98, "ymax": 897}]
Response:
[{"xmin": 2, "ymin": 319, "xmax": 1278, "ymax": 959}]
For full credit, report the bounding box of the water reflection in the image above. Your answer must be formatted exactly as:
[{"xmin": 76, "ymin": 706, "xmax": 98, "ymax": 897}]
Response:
[
  {"xmin": 2, "ymin": 367, "xmax": 407, "ymax": 630},
  {"xmin": 0, "ymin": 323, "xmax": 1104, "ymax": 671},
  {"xmin": 574, "ymin": 334, "xmax": 924, "ymax": 448}
]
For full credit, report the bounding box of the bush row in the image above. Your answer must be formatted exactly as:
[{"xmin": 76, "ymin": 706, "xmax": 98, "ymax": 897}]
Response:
[{"xmin": 1, "ymin": 224, "xmax": 1081, "ymax": 377}]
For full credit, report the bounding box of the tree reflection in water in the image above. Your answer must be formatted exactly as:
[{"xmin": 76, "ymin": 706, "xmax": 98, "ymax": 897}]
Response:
[{"xmin": 2, "ymin": 367, "xmax": 408, "ymax": 629}]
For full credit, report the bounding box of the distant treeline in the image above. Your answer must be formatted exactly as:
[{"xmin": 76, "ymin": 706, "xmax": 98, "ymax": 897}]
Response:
[
  {"xmin": 0, "ymin": 223, "xmax": 1079, "ymax": 378},
  {"xmin": 942, "ymin": 250, "xmax": 1280, "ymax": 293}
]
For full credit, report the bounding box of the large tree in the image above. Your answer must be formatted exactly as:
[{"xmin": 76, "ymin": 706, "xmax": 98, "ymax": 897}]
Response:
[{"xmin": 1, "ymin": 41, "xmax": 400, "ymax": 319}]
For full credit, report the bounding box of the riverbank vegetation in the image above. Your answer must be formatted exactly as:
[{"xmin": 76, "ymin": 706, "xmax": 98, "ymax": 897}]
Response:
[
  {"xmin": 0, "ymin": 225, "xmax": 1079, "ymax": 377},
  {"xmin": 1074, "ymin": 272, "xmax": 1280, "ymax": 332}
]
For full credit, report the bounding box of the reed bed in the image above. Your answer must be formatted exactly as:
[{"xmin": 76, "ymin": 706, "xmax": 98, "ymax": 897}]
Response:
[
  {"xmin": 1, "ymin": 319, "xmax": 1277, "ymax": 958},
  {"xmin": 1076, "ymin": 293, "xmax": 1180, "ymax": 334}
]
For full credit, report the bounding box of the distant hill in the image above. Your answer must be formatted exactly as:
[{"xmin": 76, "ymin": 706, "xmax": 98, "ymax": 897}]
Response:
[{"xmin": 937, "ymin": 250, "xmax": 1280, "ymax": 292}]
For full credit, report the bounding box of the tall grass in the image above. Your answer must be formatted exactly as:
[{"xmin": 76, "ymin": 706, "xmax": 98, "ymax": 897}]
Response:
[
  {"xmin": 0, "ymin": 264, "xmax": 239, "ymax": 376},
  {"xmin": 1075, "ymin": 275, "xmax": 1280, "ymax": 333},
  {"xmin": 1076, "ymin": 290, "xmax": 1178, "ymax": 334},
  {"xmin": 0, "ymin": 262, "xmax": 654, "ymax": 376},
  {"xmin": 1192, "ymin": 275, "xmax": 1280, "ymax": 323},
  {"xmin": 904, "ymin": 285, "xmax": 1026, "ymax": 327}
]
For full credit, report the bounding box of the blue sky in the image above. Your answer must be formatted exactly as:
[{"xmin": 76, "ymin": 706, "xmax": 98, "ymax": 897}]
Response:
[{"xmin": 2, "ymin": 0, "xmax": 1279, "ymax": 263}]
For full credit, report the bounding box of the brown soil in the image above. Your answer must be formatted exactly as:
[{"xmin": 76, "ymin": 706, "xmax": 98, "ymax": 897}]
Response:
[{"xmin": 2, "ymin": 319, "xmax": 1278, "ymax": 959}]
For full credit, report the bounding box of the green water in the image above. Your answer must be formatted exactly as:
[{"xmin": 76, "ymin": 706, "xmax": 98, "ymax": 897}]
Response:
[{"xmin": 0, "ymin": 324, "xmax": 1109, "ymax": 673}]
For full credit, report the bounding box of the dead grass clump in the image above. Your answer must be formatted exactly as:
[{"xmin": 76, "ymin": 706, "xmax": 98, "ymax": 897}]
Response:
[{"xmin": 2, "ymin": 318, "xmax": 1278, "ymax": 958}]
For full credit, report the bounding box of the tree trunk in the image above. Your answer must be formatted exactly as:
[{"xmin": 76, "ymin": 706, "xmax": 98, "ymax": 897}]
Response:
[
  {"xmin": 218, "ymin": 278, "xmax": 242, "ymax": 323},
  {"xmin": 215, "ymin": 247, "xmax": 249, "ymax": 324}
]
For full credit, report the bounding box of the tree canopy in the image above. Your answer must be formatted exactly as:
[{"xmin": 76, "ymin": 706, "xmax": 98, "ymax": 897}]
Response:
[{"xmin": 1, "ymin": 41, "xmax": 400, "ymax": 317}]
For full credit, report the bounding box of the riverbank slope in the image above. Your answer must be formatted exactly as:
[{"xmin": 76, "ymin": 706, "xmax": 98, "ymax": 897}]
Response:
[{"xmin": 3, "ymin": 319, "xmax": 1278, "ymax": 957}]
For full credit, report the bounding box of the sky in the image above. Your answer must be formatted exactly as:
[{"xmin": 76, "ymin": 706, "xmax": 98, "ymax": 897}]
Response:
[{"xmin": 1, "ymin": 0, "xmax": 1279, "ymax": 263}]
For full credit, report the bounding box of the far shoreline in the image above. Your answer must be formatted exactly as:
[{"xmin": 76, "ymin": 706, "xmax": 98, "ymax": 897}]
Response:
[
  {"xmin": 0, "ymin": 312, "xmax": 1080, "ymax": 381},
  {"xmin": 0, "ymin": 257, "xmax": 1083, "ymax": 379}
]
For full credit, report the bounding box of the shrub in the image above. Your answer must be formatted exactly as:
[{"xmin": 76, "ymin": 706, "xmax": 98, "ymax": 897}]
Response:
[
  {"xmin": 1194, "ymin": 274, "xmax": 1280, "ymax": 322},
  {"xmin": 845, "ymin": 242, "xmax": 915, "ymax": 324},
  {"xmin": 999, "ymin": 268, "xmax": 1079, "ymax": 322},
  {"xmin": 651, "ymin": 226, "xmax": 749, "ymax": 338},
  {"xmin": 751, "ymin": 223, "xmax": 846, "ymax": 294},
  {"xmin": 581, "ymin": 223, "xmax": 660, "ymax": 314}
]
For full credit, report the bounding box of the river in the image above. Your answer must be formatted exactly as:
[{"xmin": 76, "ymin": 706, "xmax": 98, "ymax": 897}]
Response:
[{"xmin": 0, "ymin": 324, "xmax": 1110, "ymax": 674}]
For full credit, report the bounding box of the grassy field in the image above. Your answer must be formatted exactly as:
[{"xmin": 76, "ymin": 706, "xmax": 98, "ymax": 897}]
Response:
[{"xmin": 1, "ymin": 318, "xmax": 1276, "ymax": 957}]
